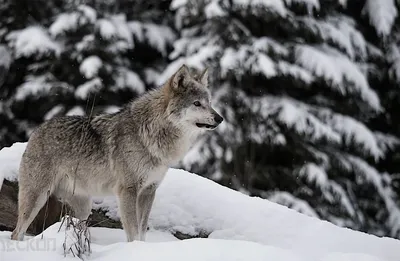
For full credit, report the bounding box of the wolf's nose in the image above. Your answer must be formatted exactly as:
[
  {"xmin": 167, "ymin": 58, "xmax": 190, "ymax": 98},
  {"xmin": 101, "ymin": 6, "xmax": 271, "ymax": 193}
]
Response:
[{"xmin": 214, "ymin": 114, "xmax": 224, "ymax": 124}]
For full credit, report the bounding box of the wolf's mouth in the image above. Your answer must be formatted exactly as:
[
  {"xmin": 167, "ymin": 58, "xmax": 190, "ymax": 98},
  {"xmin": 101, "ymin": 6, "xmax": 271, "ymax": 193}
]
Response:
[{"xmin": 196, "ymin": 123, "xmax": 217, "ymax": 129}]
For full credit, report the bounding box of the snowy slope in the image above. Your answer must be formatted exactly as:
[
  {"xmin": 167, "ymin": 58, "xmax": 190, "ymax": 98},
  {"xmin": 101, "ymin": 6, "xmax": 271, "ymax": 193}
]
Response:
[{"xmin": 0, "ymin": 143, "xmax": 400, "ymax": 261}]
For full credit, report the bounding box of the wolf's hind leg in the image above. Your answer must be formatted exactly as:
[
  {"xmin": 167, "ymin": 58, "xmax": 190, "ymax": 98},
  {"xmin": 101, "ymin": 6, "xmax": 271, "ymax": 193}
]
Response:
[
  {"xmin": 117, "ymin": 185, "xmax": 139, "ymax": 242},
  {"xmin": 11, "ymin": 187, "xmax": 51, "ymax": 241},
  {"xmin": 137, "ymin": 183, "xmax": 157, "ymax": 241}
]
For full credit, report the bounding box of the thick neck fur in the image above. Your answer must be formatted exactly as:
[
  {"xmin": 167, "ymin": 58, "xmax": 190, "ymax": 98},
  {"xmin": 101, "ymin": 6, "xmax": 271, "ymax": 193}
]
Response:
[
  {"xmin": 92, "ymin": 84, "xmax": 196, "ymax": 165},
  {"xmin": 128, "ymin": 86, "xmax": 181, "ymax": 158}
]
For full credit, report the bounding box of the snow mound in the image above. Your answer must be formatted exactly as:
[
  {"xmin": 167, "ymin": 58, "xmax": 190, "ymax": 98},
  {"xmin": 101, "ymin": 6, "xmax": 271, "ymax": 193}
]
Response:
[
  {"xmin": 0, "ymin": 223, "xmax": 300, "ymax": 261},
  {"xmin": 0, "ymin": 142, "xmax": 400, "ymax": 261}
]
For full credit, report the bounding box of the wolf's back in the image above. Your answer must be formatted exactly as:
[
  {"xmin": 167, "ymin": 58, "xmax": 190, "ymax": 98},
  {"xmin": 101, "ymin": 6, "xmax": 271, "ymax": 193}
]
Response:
[{"xmin": 24, "ymin": 115, "xmax": 107, "ymax": 160}]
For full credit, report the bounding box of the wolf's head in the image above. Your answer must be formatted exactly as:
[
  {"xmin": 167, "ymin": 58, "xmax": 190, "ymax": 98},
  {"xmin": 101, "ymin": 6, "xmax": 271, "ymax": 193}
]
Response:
[{"xmin": 165, "ymin": 64, "xmax": 223, "ymax": 131}]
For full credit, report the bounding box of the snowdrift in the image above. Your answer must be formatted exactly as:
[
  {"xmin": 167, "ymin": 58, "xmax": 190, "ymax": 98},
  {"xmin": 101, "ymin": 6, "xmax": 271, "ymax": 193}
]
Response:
[{"xmin": 0, "ymin": 142, "xmax": 399, "ymax": 261}]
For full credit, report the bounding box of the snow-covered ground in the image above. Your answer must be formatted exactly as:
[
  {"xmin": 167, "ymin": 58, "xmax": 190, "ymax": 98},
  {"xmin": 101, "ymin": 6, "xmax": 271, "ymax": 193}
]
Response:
[{"xmin": 0, "ymin": 143, "xmax": 400, "ymax": 261}]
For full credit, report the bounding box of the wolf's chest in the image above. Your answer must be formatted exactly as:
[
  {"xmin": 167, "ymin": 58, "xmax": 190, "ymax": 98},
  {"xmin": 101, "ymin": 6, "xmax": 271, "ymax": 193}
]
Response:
[
  {"xmin": 168, "ymin": 133, "xmax": 198, "ymax": 165},
  {"xmin": 139, "ymin": 165, "xmax": 168, "ymax": 188}
]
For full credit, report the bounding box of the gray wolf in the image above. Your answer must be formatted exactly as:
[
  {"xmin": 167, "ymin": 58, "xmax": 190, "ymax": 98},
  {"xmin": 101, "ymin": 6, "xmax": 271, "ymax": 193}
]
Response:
[{"xmin": 11, "ymin": 65, "xmax": 223, "ymax": 242}]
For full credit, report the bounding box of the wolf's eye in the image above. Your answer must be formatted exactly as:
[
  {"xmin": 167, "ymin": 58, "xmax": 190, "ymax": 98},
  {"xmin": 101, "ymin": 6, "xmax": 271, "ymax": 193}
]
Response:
[{"xmin": 193, "ymin": 101, "xmax": 201, "ymax": 107}]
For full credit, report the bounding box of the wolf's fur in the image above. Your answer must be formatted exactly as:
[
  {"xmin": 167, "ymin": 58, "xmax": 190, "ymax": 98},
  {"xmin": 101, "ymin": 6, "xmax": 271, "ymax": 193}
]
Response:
[{"xmin": 11, "ymin": 65, "xmax": 223, "ymax": 242}]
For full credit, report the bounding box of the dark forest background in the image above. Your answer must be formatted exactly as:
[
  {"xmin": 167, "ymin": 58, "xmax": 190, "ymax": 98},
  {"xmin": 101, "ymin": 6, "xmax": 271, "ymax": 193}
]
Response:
[{"xmin": 0, "ymin": 0, "xmax": 400, "ymax": 239}]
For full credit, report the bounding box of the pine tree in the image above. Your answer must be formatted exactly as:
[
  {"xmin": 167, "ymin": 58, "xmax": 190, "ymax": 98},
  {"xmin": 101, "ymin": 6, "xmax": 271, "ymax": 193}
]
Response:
[
  {"xmin": 1, "ymin": 2, "xmax": 175, "ymax": 140},
  {"xmin": 0, "ymin": 0, "xmax": 64, "ymax": 147},
  {"xmin": 166, "ymin": 0, "xmax": 400, "ymax": 238}
]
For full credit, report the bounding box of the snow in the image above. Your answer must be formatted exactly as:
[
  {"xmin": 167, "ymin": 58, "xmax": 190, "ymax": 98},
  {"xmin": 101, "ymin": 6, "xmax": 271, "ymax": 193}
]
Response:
[
  {"xmin": 0, "ymin": 45, "xmax": 11, "ymax": 75},
  {"xmin": 0, "ymin": 45, "xmax": 11, "ymax": 88},
  {"xmin": 157, "ymin": 44, "xmax": 220, "ymax": 85},
  {"xmin": 374, "ymin": 131, "xmax": 400, "ymax": 153},
  {"xmin": 15, "ymin": 75, "xmax": 52, "ymax": 100},
  {"xmin": 172, "ymin": 0, "xmax": 287, "ymax": 16},
  {"xmin": 257, "ymin": 53, "xmax": 276, "ymax": 77},
  {"xmin": 184, "ymin": 45, "xmax": 220, "ymax": 69},
  {"xmin": 298, "ymin": 163, "xmax": 328, "ymax": 188},
  {"xmin": 77, "ymin": 5, "xmax": 96, "ymax": 24},
  {"xmin": 44, "ymin": 105, "xmax": 64, "ymax": 120},
  {"xmin": 220, "ymin": 46, "xmax": 277, "ymax": 79},
  {"xmin": 113, "ymin": 69, "xmax": 145, "ymax": 94},
  {"xmin": 347, "ymin": 155, "xmax": 400, "ymax": 237},
  {"xmin": 232, "ymin": 0, "xmax": 287, "ymax": 17},
  {"xmin": 333, "ymin": 16, "xmax": 367, "ymax": 59},
  {"xmin": 362, "ymin": 0, "xmax": 398, "ymax": 36},
  {"xmin": 302, "ymin": 16, "xmax": 366, "ymax": 60},
  {"xmin": 75, "ymin": 78, "xmax": 103, "ymax": 99},
  {"xmin": 103, "ymin": 105, "xmax": 121, "ymax": 114},
  {"xmin": 296, "ymin": 162, "xmax": 356, "ymax": 218},
  {"xmin": 49, "ymin": 5, "xmax": 96, "ymax": 37},
  {"xmin": 170, "ymin": 0, "xmax": 188, "ymax": 10},
  {"xmin": 66, "ymin": 106, "xmax": 85, "ymax": 116},
  {"xmin": 128, "ymin": 22, "xmax": 176, "ymax": 56},
  {"xmin": 49, "ymin": 13, "xmax": 80, "ymax": 36},
  {"xmin": 388, "ymin": 44, "xmax": 400, "ymax": 82},
  {"xmin": 144, "ymin": 24, "xmax": 176, "ymax": 56},
  {"xmin": 272, "ymin": 98, "xmax": 342, "ymax": 143},
  {"xmin": 0, "ymin": 142, "xmax": 25, "ymax": 189},
  {"xmin": 7, "ymin": 26, "xmax": 60, "ymax": 58},
  {"xmin": 79, "ymin": 56, "xmax": 103, "ymax": 79},
  {"xmin": 295, "ymin": 44, "xmax": 381, "ymax": 111},
  {"xmin": 317, "ymin": 109, "xmax": 383, "ymax": 159},
  {"xmin": 253, "ymin": 93, "xmax": 384, "ymax": 159},
  {"xmin": 0, "ymin": 225, "xmax": 300, "ymax": 261},
  {"xmin": 227, "ymin": 90, "xmax": 386, "ymax": 162},
  {"xmin": 277, "ymin": 61, "xmax": 314, "ymax": 83},
  {"xmin": 76, "ymin": 35, "xmax": 95, "ymax": 53},
  {"xmin": 1, "ymin": 142, "xmax": 400, "ymax": 261},
  {"xmin": 110, "ymin": 15, "xmax": 133, "ymax": 48},
  {"xmin": 15, "ymin": 74, "xmax": 72, "ymax": 101},
  {"xmin": 253, "ymin": 37, "xmax": 289, "ymax": 56},
  {"xmin": 97, "ymin": 19, "xmax": 116, "ymax": 40},
  {"xmin": 268, "ymin": 191, "xmax": 319, "ymax": 218},
  {"xmin": 205, "ymin": 0, "xmax": 227, "ymax": 18},
  {"xmin": 127, "ymin": 21, "xmax": 144, "ymax": 42},
  {"xmin": 144, "ymin": 68, "xmax": 161, "ymax": 85},
  {"xmin": 170, "ymin": 36, "xmax": 210, "ymax": 60}
]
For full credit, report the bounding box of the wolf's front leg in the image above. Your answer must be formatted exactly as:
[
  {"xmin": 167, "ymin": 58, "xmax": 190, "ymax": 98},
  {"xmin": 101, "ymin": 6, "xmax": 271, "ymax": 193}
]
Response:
[
  {"xmin": 137, "ymin": 183, "xmax": 158, "ymax": 241},
  {"xmin": 117, "ymin": 185, "xmax": 139, "ymax": 242}
]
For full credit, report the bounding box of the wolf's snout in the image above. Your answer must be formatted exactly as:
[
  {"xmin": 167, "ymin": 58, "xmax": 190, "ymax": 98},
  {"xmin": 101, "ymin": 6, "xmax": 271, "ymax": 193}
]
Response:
[{"xmin": 214, "ymin": 114, "xmax": 223, "ymax": 124}]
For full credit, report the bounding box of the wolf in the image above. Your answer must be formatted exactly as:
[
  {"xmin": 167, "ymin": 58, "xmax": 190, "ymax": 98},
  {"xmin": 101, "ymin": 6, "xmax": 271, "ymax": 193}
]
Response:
[{"xmin": 11, "ymin": 64, "xmax": 223, "ymax": 242}]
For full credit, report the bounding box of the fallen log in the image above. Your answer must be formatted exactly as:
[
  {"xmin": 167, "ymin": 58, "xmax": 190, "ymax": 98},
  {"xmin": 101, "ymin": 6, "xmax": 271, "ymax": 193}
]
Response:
[
  {"xmin": 0, "ymin": 180, "xmax": 122, "ymax": 235},
  {"xmin": 0, "ymin": 180, "xmax": 206, "ymax": 240},
  {"xmin": 0, "ymin": 180, "xmax": 70, "ymax": 235}
]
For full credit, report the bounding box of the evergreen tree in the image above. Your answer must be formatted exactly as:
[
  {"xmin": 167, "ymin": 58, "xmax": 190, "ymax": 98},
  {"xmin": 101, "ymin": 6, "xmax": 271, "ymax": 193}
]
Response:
[
  {"xmin": 165, "ymin": 0, "xmax": 400, "ymax": 238},
  {"xmin": 1, "ymin": 2, "xmax": 175, "ymax": 139}
]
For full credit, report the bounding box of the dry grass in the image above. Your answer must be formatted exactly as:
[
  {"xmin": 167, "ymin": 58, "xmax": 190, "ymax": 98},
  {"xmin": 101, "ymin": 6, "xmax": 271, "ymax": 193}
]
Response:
[{"xmin": 59, "ymin": 215, "xmax": 91, "ymax": 260}]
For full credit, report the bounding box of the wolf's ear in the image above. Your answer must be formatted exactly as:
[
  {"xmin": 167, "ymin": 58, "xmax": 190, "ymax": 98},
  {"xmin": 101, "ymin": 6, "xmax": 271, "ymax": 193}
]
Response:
[
  {"xmin": 172, "ymin": 64, "xmax": 190, "ymax": 90},
  {"xmin": 199, "ymin": 68, "xmax": 209, "ymax": 87}
]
